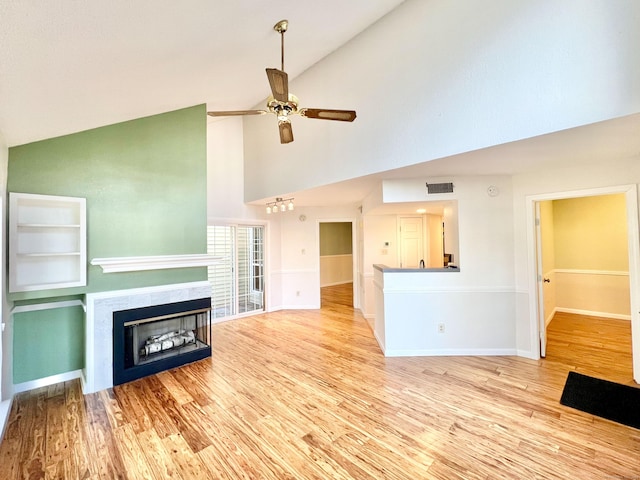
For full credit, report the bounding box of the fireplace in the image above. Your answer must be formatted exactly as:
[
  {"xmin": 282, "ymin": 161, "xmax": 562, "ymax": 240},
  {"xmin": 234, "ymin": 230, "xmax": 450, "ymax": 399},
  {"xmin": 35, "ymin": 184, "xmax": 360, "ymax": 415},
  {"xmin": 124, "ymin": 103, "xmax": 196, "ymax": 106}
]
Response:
[
  {"xmin": 84, "ymin": 282, "xmax": 212, "ymax": 393},
  {"xmin": 112, "ymin": 297, "xmax": 212, "ymax": 386}
]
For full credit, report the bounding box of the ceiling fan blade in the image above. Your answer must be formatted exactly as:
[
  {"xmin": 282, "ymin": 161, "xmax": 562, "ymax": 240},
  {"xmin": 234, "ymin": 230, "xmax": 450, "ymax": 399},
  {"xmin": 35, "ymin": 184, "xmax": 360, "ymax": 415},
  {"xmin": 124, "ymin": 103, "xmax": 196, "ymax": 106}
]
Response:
[
  {"xmin": 300, "ymin": 108, "xmax": 357, "ymax": 122},
  {"xmin": 278, "ymin": 121, "xmax": 294, "ymax": 144},
  {"xmin": 266, "ymin": 68, "xmax": 289, "ymax": 102},
  {"xmin": 207, "ymin": 110, "xmax": 267, "ymax": 117}
]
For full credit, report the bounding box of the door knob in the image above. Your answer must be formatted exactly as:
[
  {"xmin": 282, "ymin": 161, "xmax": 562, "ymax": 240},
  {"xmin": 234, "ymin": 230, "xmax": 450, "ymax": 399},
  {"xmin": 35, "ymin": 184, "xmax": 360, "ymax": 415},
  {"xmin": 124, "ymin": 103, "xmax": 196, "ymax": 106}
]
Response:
[{"xmin": 543, "ymin": 278, "xmax": 550, "ymax": 283}]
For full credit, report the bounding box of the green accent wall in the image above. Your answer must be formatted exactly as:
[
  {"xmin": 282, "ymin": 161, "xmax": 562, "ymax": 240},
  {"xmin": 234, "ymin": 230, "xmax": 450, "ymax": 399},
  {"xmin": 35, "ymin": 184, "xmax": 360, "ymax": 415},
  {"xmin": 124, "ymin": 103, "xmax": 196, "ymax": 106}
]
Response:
[
  {"xmin": 8, "ymin": 104, "xmax": 208, "ymax": 299},
  {"xmin": 320, "ymin": 222, "xmax": 353, "ymax": 256},
  {"xmin": 7, "ymin": 104, "xmax": 208, "ymax": 384},
  {"xmin": 13, "ymin": 305, "xmax": 85, "ymax": 383}
]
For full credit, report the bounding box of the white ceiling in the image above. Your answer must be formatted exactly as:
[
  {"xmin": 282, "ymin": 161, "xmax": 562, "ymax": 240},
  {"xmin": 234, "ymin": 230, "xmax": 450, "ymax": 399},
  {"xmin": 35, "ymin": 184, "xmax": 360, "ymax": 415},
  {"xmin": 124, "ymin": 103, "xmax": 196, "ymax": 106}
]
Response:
[
  {"xmin": 2, "ymin": 0, "xmax": 638, "ymax": 211},
  {"xmin": 0, "ymin": 0, "xmax": 405, "ymax": 147}
]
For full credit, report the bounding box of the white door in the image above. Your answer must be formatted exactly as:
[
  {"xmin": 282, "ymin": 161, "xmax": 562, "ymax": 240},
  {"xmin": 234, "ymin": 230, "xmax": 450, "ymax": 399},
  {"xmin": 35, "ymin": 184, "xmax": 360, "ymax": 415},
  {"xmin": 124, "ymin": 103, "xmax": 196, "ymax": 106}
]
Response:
[
  {"xmin": 427, "ymin": 214, "xmax": 444, "ymax": 268},
  {"xmin": 399, "ymin": 216, "xmax": 424, "ymax": 268},
  {"xmin": 207, "ymin": 225, "xmax": 265, "ymax": 320}
]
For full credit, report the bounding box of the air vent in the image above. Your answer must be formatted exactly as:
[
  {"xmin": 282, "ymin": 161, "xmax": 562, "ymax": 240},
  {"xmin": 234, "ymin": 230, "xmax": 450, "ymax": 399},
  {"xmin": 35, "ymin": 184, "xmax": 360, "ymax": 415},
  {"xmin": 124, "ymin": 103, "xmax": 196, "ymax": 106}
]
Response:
[{"xmin": 426, "ymin": 182, "xmax": 454, "ymax": 194}]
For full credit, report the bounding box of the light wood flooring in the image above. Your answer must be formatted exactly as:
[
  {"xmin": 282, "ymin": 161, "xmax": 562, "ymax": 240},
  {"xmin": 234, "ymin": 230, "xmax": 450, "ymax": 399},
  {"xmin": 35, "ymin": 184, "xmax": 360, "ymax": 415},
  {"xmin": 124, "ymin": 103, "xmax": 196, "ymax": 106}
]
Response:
[{"xmin": 1, "ymin": 284, "xmax": 639, "ymax": 479}]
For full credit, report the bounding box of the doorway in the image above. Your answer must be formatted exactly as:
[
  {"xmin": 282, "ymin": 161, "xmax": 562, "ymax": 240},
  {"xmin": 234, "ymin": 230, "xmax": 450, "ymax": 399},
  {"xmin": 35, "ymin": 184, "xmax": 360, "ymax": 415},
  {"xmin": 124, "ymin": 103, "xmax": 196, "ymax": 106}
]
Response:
[
  {"xmin": 528, "ymin": 185, "xmax": 640, "ymax": 383},
  {"xmin": 319, "ymin": 221, "xmax": 355, "ymax": 308}
]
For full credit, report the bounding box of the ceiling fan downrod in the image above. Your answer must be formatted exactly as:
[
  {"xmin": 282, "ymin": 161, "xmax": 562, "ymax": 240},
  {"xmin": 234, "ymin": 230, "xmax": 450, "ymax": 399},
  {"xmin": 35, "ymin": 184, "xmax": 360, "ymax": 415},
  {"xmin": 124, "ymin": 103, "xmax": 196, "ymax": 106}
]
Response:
[{"xmin": 274, "ymin": 20, "xmax": 288, "ymax": 72}]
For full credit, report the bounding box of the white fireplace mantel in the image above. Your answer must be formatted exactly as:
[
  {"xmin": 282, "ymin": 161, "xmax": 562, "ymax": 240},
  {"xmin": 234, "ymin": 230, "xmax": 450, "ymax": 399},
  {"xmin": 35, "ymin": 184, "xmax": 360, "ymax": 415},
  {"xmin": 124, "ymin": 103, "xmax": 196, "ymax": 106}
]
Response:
[{"xmin": 91, "ymin": 254, "xmax": 221, "ymax": 273}]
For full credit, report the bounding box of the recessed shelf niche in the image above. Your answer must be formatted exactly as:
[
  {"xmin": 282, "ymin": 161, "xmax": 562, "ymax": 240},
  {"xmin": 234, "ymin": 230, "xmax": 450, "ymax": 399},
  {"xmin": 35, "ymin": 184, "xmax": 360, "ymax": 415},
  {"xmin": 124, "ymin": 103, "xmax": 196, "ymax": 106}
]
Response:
[{"xmin": 9, "ymin": 192, "xmax": 87, "ymax": 292}]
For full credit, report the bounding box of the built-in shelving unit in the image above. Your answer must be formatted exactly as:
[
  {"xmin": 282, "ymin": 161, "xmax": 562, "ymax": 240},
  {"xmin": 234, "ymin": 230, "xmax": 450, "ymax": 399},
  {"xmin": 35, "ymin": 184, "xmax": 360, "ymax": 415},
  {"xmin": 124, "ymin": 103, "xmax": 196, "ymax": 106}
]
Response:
[{"xmin": 9, "ymin": 192, "xmax": 87, "ymax": 292}]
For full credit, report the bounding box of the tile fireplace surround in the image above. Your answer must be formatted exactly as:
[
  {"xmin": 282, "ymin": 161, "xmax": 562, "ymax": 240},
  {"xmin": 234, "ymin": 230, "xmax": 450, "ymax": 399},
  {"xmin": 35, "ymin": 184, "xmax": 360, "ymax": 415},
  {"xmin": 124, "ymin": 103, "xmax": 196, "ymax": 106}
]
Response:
[{"xmin": 84, "ymin": 281, "xmax": 211, "ymax": 394}]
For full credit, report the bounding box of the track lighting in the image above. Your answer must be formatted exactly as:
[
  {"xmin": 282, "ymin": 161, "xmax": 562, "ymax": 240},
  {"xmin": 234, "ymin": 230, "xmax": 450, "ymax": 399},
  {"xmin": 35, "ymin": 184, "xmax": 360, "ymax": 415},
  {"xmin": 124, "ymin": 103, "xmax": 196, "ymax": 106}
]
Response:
[{"xmin": 265, "ymin": 197, "xmax": 294, "ymax": 214}]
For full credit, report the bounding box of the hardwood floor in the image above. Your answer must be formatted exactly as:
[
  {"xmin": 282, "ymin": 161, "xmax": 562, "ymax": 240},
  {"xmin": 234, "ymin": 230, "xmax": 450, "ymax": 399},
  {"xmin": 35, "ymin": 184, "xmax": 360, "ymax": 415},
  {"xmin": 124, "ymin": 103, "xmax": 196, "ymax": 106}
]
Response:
[
  {"xmin": 1, "ymin": 286, "xmax": 639, "ymax": 479},
  {"xmin": 320, "ymin": 282, "xmax": 353, "ymax": 309},
  {"xmin": 545, "ymin": 311, "xmax": 634, "ymax": 386}
]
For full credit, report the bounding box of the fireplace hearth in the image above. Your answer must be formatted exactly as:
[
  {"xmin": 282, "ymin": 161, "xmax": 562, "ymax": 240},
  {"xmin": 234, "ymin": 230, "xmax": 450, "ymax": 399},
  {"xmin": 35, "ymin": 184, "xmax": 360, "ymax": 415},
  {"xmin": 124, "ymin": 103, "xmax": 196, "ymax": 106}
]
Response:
[{"xmin": 113, "ymin": 297, "xmax": 211, "ymax": 386}]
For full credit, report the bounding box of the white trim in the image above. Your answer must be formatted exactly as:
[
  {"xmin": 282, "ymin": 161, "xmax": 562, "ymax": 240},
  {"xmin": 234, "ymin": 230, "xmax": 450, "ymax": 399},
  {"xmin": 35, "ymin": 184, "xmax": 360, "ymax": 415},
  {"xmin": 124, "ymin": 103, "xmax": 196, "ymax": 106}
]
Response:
[
  {"xmin": 90, "ymin": 254, "xmax": 222, "ymax": 273},
  {"xmin": 0, "ymin": 399, "xmax": 12, "ymax": 444},
  {"xmin": 545, "ymin": 307, "xmax": 557, "ymax": 327},
  {"xmin": 555, "ymin": 307, "xmax": 632, "ymax": 321},
  {"xmin": 13, "ymin": 369, "xmax": 82, "ymax": 394},
  {"xmin": 382, "ymin": 348, "xmax": 518, "ymax": 357},
  {"xmin": 382, "ymin": 286, "xmax": 516, "ymax": 294},
  {"xmin": 11, "ymin": 299, "xmax": 86, "ymax": 315},
  {"xmin": 516, "ymin": 348, "xmax": 537, "ymax": 359},
  {"xmin": 278, "ymin": 304, "xmax": 319, "ymax": 310},
  {"xmin": 554, "ymin": 269, "xmax": 629, "ymax": 276}
]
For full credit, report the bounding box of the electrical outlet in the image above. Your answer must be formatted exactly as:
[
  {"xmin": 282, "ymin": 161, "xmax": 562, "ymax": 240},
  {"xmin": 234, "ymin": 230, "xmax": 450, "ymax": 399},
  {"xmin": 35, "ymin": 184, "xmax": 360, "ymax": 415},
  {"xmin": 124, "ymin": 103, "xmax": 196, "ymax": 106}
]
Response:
[
  {"xmin": 296, "ymin": 291, "xmax": 300, "ymax": 297},
  {"xmin": 438, "ymin": 323, "xmax": 445, "ymax": 333}
]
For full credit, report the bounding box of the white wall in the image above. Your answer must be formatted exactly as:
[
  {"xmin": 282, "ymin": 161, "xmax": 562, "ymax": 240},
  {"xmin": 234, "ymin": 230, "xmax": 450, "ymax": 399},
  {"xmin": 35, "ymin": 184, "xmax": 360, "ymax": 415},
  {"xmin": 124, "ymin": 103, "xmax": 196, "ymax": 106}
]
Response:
[
  {"xmin": 206, "ymin": 117, "xmax": 258, "ymax": 221},
  {"xmin": 205, "ymin": 121, "xmax": 360, "ymax": 312},
  {"xmin": 320, "ymin": 255, "xmax": 353, "ymax": 287},
  {"xmin": 243, "ymin": 0, "xmax": 640, "ymax": 202},
  {"xmin": 276, "ymin": 207, "xmax": 358, "ymax": 309}
]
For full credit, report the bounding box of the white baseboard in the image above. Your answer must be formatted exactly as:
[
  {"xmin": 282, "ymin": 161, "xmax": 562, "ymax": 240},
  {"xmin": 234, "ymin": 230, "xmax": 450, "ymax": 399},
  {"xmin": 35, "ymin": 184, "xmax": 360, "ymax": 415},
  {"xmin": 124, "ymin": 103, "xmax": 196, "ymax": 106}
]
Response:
[
  {"xmin": 0, "ymin": 398, "xmax": 12, "ymax": 444},
  {"xmin": 13, "ymin": 369, "xmax": 83, "ymax": 394},
  {"xmin": 516, "ymin": 348, "xmax": 539, "ymax": 360},
  {"xmin": 320, "ymin": 280, "xmax": 353, "ymax": 287},
  {"xmin": 382, "ymin": 348, "xmax": 518, "ymax": 357},
  {"xmin": 545, "ymin": 307, "xmax": 558, "ymax": 327},
  {"xmin": 555, "ymin": 307, "xmax": 631, "ymax": 321}
]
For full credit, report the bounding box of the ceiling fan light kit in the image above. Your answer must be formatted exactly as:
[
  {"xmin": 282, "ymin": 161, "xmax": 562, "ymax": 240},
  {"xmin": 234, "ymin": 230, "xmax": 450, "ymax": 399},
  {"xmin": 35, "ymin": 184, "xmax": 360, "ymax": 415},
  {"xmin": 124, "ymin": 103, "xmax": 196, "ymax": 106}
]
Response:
[{"xmin": 207, "ymin": 19, "xmax": 356, "ymax": 144}]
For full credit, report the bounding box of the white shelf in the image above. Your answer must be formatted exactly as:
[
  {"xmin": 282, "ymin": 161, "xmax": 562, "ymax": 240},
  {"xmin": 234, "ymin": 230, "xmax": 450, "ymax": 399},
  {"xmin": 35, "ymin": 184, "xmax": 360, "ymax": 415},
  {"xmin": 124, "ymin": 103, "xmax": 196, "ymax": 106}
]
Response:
[
  {"xmin": 18, "ymin": 224, "xmax": 81, "ymax": 228},
  {"xmin": 9, "ymin": 192, "xmax": 87, "ymax": 293},
  {"xmin": 18, "ymin": 252, "xmax": 82, "ymax": 257}
]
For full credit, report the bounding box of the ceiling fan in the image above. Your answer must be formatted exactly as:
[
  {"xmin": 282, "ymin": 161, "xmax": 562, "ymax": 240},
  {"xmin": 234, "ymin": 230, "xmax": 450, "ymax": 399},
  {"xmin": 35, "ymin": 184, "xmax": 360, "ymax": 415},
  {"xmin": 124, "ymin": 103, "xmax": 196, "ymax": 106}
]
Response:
[{"xmin": 207, "ymin": 19, "xmax": 357, "ymax": 144}]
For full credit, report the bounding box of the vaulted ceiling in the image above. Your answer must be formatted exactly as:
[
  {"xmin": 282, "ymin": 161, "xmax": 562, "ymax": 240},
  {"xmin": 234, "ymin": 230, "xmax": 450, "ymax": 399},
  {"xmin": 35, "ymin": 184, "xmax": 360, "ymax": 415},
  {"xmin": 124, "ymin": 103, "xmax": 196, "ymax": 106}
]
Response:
[
  {"xmin": 2, "ymin": 0, "xmax": 638, "ymax": 211},
  {"xmin": 0, "ymin": 0, "xmax": 405, "ymax": 147}
]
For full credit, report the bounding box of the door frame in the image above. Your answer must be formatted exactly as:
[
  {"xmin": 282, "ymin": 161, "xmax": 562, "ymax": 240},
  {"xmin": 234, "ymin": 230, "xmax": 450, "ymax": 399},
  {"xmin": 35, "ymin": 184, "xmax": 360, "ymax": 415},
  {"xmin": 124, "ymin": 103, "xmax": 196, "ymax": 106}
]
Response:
[{"xmin": 526, "ymin": 184, "xmax": 640, "ymax": 383}]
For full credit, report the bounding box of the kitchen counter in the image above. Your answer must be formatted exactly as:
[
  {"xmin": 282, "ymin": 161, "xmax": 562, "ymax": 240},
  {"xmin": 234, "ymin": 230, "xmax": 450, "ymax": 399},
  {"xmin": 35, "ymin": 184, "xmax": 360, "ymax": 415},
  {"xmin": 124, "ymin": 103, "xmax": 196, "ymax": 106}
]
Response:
[{"xmin": 373, "ymin": 264, "xmax": 459, "ymax": 273}]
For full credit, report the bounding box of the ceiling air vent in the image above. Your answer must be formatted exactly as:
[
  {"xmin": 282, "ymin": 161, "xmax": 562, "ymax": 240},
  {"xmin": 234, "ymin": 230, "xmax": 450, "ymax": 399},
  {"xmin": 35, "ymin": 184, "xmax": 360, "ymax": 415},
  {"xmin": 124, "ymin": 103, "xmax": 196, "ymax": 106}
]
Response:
[{"xmin": 426, "ymin": 182, "xmax": 454, "ymax": 194}]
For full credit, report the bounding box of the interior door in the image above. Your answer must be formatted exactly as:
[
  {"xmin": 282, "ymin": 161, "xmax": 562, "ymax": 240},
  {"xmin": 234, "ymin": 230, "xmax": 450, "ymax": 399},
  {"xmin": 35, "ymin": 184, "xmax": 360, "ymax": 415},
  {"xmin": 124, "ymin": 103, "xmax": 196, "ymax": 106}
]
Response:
[
  {"xmin": 427, "ymin": 214, "xmax": 444, "ymax": 267},
  {"xmin": 399, "ymin": 216, "xmax": 424, "ymax": 268}
]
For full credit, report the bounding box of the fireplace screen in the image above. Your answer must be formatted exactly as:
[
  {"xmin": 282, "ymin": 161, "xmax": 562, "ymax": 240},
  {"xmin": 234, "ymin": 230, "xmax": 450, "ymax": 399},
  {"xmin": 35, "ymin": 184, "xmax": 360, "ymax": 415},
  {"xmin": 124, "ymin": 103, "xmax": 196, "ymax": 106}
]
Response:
[
  {"xmin": 113, "ymin": 297, "xmax": 212, "ymax": 385},
  {"xmin": 125, "ymin": 309, "xmax": 210, "ymax": 368}
]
